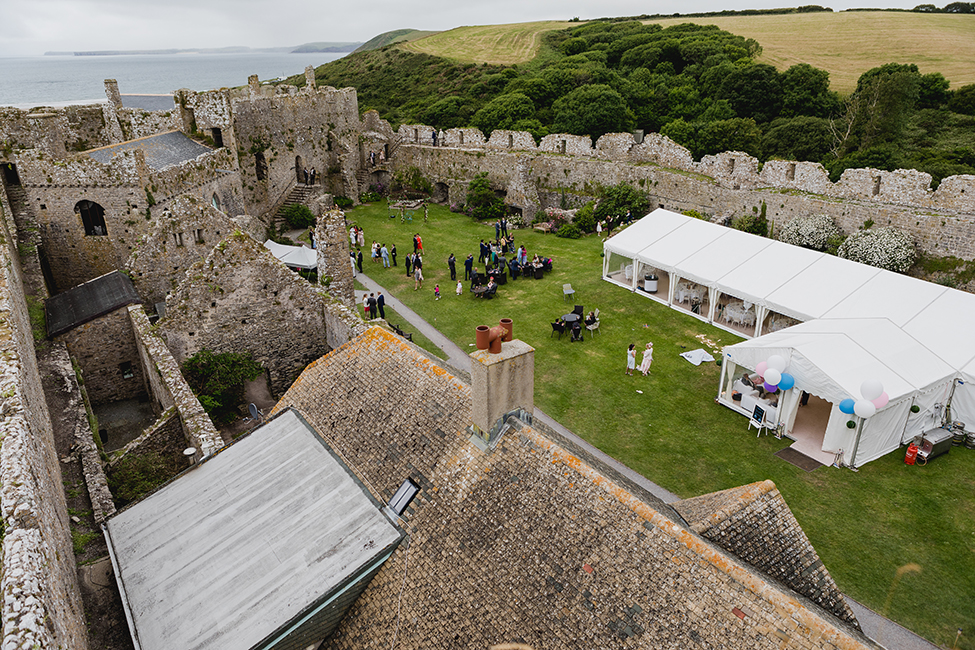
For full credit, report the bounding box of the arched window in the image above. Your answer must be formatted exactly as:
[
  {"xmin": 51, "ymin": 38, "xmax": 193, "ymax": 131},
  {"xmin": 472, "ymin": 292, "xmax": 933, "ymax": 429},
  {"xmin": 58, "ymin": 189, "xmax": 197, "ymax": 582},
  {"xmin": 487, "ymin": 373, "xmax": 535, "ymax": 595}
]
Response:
[
  {"xmin": 211, "ymin": 193, "xmax": 221, "ymax": 212},
  {"xmin": 75, "ymin": 200, "xmax": 107, "ymax": 236}
]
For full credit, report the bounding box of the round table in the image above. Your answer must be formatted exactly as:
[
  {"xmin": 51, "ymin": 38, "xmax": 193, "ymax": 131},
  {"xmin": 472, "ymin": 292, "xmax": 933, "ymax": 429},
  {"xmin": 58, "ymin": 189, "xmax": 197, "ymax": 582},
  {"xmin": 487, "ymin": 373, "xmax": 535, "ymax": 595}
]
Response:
[{"xmin": 562, "ymin": 313, "xmax": 580, "ymax": 324}]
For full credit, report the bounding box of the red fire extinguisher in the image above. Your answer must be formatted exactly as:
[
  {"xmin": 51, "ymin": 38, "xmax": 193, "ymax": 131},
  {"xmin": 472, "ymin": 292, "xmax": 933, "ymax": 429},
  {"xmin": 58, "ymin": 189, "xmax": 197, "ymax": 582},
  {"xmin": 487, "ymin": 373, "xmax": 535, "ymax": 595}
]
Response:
[{"xmin": 905, "ymin": 442, "xmax": 919, "ymax": 465}]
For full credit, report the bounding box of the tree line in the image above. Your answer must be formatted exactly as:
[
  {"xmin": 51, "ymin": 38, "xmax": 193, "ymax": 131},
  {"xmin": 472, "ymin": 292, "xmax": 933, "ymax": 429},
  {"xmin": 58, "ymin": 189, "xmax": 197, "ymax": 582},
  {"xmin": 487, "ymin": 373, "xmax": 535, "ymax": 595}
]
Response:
[{"xmin": 299, "ymin": 19, "xmax": 975, "ymax": 186}]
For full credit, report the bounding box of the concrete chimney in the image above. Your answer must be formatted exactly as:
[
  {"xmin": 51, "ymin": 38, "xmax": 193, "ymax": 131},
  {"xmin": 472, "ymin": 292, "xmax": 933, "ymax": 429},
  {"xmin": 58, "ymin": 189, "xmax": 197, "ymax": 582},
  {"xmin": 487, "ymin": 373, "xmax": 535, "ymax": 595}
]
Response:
[{"xmin": 470, "ymin": 319, "xmax": 534, "ymax": 447}]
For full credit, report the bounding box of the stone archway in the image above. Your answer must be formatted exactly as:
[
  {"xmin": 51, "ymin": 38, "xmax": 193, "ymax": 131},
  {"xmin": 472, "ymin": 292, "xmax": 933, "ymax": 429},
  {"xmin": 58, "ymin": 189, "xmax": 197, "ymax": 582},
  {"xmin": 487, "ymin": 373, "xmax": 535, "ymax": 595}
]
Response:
[{"xmin": 433, "ymin": 182, "xmax": 449, "ymax": 203}]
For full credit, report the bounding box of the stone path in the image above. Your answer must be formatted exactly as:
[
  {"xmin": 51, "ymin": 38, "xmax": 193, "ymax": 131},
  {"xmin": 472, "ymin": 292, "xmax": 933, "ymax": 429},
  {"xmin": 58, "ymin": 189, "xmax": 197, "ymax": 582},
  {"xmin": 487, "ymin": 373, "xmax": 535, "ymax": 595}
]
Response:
[{"xmin": 356, "ymin": 272, "xmax": 938, "ymax": 650}]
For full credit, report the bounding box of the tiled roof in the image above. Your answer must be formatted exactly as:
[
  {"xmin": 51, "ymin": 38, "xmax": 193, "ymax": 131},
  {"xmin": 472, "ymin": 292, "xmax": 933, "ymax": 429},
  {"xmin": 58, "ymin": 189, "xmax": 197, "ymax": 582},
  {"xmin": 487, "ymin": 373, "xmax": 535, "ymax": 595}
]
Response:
[
  {"xmin": 672, "ymin": 481, "xmax": 859, "ymax": 625},
  {"xmin": 87, "ymin": 130, "xmax": 210, "ymax": 170},
  {"xmin": 273, "ymin": 327, "xmax": 875, "ymax": 650}
]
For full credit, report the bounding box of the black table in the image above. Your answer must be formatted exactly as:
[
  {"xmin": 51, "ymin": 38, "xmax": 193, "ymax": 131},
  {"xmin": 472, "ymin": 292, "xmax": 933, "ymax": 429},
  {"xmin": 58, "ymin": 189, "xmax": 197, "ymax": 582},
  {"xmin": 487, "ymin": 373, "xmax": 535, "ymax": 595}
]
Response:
[{"xmin": 562, "ymin": 313, "xmax": 580, "ymax": 324}]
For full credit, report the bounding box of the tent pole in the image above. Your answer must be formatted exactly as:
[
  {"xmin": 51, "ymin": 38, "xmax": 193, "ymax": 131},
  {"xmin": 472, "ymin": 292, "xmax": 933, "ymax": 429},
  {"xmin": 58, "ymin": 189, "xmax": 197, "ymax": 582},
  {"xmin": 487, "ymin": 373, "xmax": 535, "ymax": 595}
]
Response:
[{"xmin": 849, "ymin": 417, "xmax": 865, "ymax": 470}]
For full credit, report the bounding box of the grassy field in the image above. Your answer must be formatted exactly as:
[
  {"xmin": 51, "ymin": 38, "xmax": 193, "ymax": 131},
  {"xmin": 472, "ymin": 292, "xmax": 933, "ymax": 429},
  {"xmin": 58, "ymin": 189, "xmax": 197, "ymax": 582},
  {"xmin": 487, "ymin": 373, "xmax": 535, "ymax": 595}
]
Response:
[
  {"xmin": 395, "ymin": 12, "xmax": 975, "ymax": 95},
  {"xmin": 398, "ymin": 21, "xmax": 578, "ymax": 65},
  {"xmin": 346, "ymin": 200, "xmax": 975, "ymax": 649}
]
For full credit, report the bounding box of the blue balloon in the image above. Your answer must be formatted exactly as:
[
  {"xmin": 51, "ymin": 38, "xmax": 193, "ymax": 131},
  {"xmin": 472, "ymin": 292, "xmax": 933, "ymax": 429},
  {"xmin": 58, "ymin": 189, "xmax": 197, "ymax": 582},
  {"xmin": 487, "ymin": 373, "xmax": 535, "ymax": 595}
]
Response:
[
  {"xmin": 839, "ymin": 398, "xmax": 856, "ymax": 415},
  {"xmin": 778, "ymin": 373, "xmax": 795, "ymax": 391}
]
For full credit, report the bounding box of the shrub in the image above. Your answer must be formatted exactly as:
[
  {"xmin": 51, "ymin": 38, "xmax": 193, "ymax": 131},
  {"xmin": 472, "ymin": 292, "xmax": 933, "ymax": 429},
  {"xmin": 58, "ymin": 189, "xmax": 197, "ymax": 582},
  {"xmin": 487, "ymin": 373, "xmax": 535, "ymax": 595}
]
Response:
[
  {"xmin": 282, "ymin": 203, "xmax": 315, "ymax": 229},
  {"xmin": 465, "ymin": 172, "xmax": 505, "ymax": 220},
  {"xmin": 181, "ymin": 349, "xmax": 265, "ymax": 424},
  {"xmin": 837, "ymin": 226, "xmax": 916, "ymax": 272},
  {"xmin": 778, "ymin": 214, "xmax": 842, "ymax": 251},
  {"xmin": 107, "ymin": 451, "xmax": 185, "ymax": 508},
  {"xmin": 574, "ymin": 202, "xmax": 597, "ymax": 232},
  {"xmin": 393, "ymin": 166, "xmax": 432, "ymax": 195},
  {"xmin": 556, "ymin": 223, "xmax": 583, "ymax": 239},
  {"xmin": 593, "ymin": 183, "xmax": 650, "ymax": 223},
  {"xmin": 683, "ymin": 209, "xmax": 708, "ymax": 221},
  {"xmin": 334, "ymin": 196, "xmax": 353, "ymax": 209}
]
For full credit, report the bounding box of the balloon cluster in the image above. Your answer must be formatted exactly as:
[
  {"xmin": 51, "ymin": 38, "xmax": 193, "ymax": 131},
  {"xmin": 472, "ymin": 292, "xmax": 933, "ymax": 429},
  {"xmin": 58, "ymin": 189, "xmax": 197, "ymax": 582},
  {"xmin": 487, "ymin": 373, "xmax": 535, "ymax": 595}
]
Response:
[
  {"xmin": 755, "ymin": 354, "xmax": 795, "ymax": 394},
  {"xmin": 838, "ymin": 380, "xmax": 889, "ymax": 419}
]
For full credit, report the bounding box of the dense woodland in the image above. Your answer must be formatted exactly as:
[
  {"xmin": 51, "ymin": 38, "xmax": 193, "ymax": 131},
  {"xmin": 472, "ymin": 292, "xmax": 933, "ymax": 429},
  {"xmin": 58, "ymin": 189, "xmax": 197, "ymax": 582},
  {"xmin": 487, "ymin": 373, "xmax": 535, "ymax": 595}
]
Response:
[{"xmin": 296, "ymin": 18, "xmax": 975, "ymax": 186}]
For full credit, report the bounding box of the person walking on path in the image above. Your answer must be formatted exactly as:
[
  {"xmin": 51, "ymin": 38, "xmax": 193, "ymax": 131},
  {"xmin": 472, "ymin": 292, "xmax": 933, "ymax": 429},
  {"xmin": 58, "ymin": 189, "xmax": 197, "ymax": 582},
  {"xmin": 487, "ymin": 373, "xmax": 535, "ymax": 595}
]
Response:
[
  {"xmin": 639, "ymin": 343, "xmax": 654, "ymax": 376},
  {"xmin": 464, "ymin": 254, "xmax": 474, "ymax": 280},
  {"xmin": 356, "ymin": 248, "xmax": 363, "ymax": 273},
  {"xmin": 431, "ymin": 129, "xmax": 437, "ymax": 146},
  {"xmin": 377, "ymin": 292, "xmax": 386, "ymax": 319},
  {"xmin": 391, "ymin": 243, "xmax": 397, "ymax": 266},
  {"xmin": 414, "ymin": 265, "xmax": 423, "ymax": 291},
  {"xmin": 381, "ymin": 244, "xmax": 390, "ymax": 268},
  {"xmin": 448, "ymin": 253, "xmax": 456, "ymax": 281},
  {"xmin": 626, "ymin": 344, "xmax": 636, "ymax": 376},
  {"xmin": 405, "ymin": 252, "xmax": 413, "ymax": 278}
]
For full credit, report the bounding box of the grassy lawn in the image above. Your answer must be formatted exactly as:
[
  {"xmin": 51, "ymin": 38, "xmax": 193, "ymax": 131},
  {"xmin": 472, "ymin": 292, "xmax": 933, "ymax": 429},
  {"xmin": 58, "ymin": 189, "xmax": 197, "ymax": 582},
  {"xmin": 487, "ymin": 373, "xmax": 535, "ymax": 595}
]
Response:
[
  {"xmin": 346, "ymin": 200, "xmax": 975, "ymax": 649},
  {"xmin": 353, "ymin": 279, "xmax": 447, "ymax": 360}
]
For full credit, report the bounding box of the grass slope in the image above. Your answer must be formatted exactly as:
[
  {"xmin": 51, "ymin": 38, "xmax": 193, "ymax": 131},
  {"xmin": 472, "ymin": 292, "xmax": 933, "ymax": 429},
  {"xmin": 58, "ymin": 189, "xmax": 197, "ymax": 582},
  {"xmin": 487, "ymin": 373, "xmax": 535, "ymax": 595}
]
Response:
[
  {"xmin": 399, "ymin": 21, "xmax": 579, "ymax": 65},
  {"xmin": 344, "ymin": 200, "xmax": 975, "ymax": 650},
  {"xmin": 391, "ymin": 12, "xmax": 975, "ymax": 94},
  {"xmin": 355, "ymin": 29, "xmax": 440, "ymax": 53}
]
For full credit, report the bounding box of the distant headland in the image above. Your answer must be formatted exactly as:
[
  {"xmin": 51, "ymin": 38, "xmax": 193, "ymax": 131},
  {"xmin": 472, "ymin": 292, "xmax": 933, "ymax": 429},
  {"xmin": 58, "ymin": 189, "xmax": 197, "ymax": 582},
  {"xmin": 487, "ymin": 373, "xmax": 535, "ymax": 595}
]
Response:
[{"xmin": 44, "ymin": 43, "xmax": 361, "ymax": 56}]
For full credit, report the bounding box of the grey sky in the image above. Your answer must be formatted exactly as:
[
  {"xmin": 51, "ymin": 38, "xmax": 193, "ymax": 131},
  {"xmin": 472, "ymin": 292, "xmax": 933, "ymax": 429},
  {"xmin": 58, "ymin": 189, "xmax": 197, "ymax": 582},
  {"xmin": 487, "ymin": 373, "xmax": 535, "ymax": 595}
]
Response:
[{"xmin": 0, "ymin": 0, "xmax": 919, "ymax": 57}]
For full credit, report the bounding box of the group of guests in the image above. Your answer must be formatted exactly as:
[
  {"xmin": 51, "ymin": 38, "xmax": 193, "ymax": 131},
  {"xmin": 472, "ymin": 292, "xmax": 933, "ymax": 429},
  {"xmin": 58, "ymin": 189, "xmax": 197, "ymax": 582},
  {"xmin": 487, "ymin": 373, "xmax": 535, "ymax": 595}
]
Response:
[
  {"xmin": 370, "ymin": 241, "xmax": 394, "ymax": 268},
  {"xmin": 361, "ymin": 291, "xmax": 386, "ymax": 319},
  {"xmin": 478, "ymin": 236, "xmax": 516, "ymax": 267},
  {"xmin": 625, "ymin": 342, "xmax": 653, "ymax": 376}
]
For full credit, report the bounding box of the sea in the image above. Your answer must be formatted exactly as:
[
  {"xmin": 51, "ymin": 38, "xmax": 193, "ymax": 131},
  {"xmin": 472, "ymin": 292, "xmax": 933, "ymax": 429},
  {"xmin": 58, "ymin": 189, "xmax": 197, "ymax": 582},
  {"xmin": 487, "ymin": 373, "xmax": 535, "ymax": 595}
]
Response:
[{"xmin": 0, "ymin": 51, "xmax": 348, "ymax": 108}]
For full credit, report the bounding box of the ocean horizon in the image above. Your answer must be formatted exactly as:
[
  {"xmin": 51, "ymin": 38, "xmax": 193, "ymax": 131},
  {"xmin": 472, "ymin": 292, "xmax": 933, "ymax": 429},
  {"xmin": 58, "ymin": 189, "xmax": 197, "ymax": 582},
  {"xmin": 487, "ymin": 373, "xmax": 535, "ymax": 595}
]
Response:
[{"xmin": 0, "ymin": 51, "xmax": 347, "ymax": 108}]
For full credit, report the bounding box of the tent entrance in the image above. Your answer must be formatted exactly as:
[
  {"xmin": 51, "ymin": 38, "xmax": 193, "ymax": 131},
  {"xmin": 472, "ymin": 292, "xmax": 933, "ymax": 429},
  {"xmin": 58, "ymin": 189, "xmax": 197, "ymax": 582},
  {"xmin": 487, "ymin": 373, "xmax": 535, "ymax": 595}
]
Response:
[{"xmin": 786, "ymin": 394, "xmax": 835, "ymax": 465}]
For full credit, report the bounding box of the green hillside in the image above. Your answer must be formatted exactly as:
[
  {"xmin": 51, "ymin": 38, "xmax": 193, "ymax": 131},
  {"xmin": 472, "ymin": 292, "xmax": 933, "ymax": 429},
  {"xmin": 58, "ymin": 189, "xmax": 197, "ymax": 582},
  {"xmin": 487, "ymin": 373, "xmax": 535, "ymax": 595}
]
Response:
[{"xmin": 355, "ymin": 29, "xmax": 440, "ymax": 53}]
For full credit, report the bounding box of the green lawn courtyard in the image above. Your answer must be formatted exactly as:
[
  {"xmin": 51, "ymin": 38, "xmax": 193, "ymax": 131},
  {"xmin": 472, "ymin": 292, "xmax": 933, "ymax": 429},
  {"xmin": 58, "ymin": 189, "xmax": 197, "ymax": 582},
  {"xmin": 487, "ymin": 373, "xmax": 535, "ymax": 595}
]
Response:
[{"xmin": 341, "ymin": 200, "xmax": 975, "ymax": 649}]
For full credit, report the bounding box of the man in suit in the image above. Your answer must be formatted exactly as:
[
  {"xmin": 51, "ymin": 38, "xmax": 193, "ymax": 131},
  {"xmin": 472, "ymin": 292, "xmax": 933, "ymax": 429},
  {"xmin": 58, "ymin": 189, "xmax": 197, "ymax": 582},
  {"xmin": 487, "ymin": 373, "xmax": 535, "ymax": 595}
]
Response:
[
  {"xmin": 465, "ymin": 254, "xmax": 474, "ymax": 280},
  {"xmin": 376, "ymin": 292, "xmax": 386, "ymax": 319},
  {"xmin": 356, "ymin": 248, "xmax": 363, "ymax": 273},
  {"xmin": 448, "ymin": 253, "xmax": 457, "ymax": 281}
]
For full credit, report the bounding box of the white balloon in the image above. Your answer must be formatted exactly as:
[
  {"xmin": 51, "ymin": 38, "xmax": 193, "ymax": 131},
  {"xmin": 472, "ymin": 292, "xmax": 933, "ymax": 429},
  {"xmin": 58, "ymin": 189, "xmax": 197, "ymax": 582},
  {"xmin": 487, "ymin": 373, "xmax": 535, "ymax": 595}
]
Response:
[
  {"xmin": 854, "ymin": 399, "xmax": 877, "ymax": 419},
  {"xmin": 763, "ymin": 368, "xmax": 782, "ymax": 386},
  {"xmin": 860, "ymin": 379, "xmax": 884, "ymax": 401},
  {"xmin": 767, "ymin": 354, "xmax": 787, "ymax": 372}
]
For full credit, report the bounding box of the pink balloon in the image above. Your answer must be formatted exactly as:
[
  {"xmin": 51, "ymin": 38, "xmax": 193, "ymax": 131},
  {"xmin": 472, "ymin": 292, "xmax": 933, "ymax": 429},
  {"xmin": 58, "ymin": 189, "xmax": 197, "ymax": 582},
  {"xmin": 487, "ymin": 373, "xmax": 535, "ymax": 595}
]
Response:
[
  {"xmin": 756, "ymin": 361, "xmax": 768, "ymax": 377},
  {"xmin": 871, "ymin": 392, "xmax": 889, "ymax": 410}
]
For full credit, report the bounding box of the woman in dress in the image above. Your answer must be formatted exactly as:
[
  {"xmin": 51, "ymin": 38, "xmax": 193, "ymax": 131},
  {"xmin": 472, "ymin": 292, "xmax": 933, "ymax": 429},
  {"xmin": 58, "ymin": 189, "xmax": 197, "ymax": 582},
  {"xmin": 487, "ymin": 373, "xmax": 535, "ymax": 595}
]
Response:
[
  {"xmin": 626, "ymin": 343, "xmax": 636, "ymax": 376},
  {"xmin": 639, "ymin": 342, "xmax": 654, "ymax": 376}
]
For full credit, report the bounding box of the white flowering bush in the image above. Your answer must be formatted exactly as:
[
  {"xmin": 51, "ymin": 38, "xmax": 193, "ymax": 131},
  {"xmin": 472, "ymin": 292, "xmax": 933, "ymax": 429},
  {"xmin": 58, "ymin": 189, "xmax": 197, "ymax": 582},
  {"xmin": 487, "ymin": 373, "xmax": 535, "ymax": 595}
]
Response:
[
  {"xmin": 778, "ymin": 214, "xmax": 841, "ymax": 251},
  {"xmin": 837, "ymin": 226, "xmax": 917, "ymax": 273}
]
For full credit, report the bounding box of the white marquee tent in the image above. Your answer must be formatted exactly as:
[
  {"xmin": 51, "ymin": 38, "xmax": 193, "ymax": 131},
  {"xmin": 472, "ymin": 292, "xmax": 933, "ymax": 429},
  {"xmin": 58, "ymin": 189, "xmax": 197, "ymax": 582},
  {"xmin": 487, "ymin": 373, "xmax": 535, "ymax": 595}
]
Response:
[
  {"xmin": 264, "ymin": 240, "xmax": 317, "ymax": 270},
  {"xmin": 604, "ymin": 209, "xmax": 975, "ymax": 466}
]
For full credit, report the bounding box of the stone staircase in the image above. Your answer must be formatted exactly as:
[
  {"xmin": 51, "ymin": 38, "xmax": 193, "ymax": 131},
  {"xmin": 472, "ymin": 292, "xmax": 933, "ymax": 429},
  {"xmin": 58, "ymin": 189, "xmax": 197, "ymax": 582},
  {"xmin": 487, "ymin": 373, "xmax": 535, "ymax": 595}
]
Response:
[
  {"xmin": 3, "ymin": 184, "xmax": 48, "ymax": 297},
  {"xmin": 273, "ymin": 183, "xmax": 316, "ymax": 231}
]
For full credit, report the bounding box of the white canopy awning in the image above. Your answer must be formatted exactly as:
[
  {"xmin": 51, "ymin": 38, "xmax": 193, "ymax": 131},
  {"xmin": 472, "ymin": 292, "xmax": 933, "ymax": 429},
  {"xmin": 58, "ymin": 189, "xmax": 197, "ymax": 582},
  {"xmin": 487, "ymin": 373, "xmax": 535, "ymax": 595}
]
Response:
[{"xmin": 264, "ymin": 240, "xmax": 317, "ymax": 270}]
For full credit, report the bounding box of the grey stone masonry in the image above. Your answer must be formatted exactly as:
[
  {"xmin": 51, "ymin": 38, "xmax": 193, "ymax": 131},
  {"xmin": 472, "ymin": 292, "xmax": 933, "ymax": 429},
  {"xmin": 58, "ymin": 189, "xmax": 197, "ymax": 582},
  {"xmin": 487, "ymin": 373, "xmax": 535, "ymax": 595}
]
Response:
[
  {"xmin": 316, "ymin": 204, "xmax": 354, "ymax": 309},
  {"xmin": 128, "ymin": 305, "xmax": 222, "ymax": 460}
]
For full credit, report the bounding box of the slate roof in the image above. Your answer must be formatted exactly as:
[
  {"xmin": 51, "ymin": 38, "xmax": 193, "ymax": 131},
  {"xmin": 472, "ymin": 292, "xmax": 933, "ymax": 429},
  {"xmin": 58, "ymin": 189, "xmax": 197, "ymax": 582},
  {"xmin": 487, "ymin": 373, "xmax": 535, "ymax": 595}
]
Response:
[
  {"xmin": 272, "ymin": 327, "xmax": 876, "ymax": 650},
  {"xmin": 87, "ymin": 130, "xmax": 211, "ymax": 170},
  {"xmin": 45, "ymin": 270, "xmax": 140, "ymax": 337},
  {"xmin": 120, "ymin": 94, "xmax": 175, "ymax": 111},
  {"xmin": 672, "ymin": 481, "xmax": 858, "ymax": 624},
  {"xmin": 104, "ymin": 408, "xmax": 403, "ymax": 650}
]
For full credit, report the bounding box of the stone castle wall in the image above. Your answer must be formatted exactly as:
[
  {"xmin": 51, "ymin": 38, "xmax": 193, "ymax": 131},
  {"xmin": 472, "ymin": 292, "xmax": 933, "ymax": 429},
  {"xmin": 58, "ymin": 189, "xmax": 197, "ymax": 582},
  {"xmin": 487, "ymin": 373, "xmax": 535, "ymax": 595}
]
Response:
[
  {"xmin": 230, "ymin": 85, "xmax": 361, "ymax": 217},
  {"xmin": 128, "ymin": 305, "xmax": 223, "ymax": 460},
  {"xmin": 158, "ymin": 232, "xmax": 335, "ymax": 395},
  {"xmin": 0, "ymin": 198, "xmax": 89, "ymax": 649},
  {"xmin": 393, "ymin": 124, "xmax": 975, "ymax": 259},
  {"xmin": 54, "ymin": 306, "xmax": 145, "ymax": 406}
]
